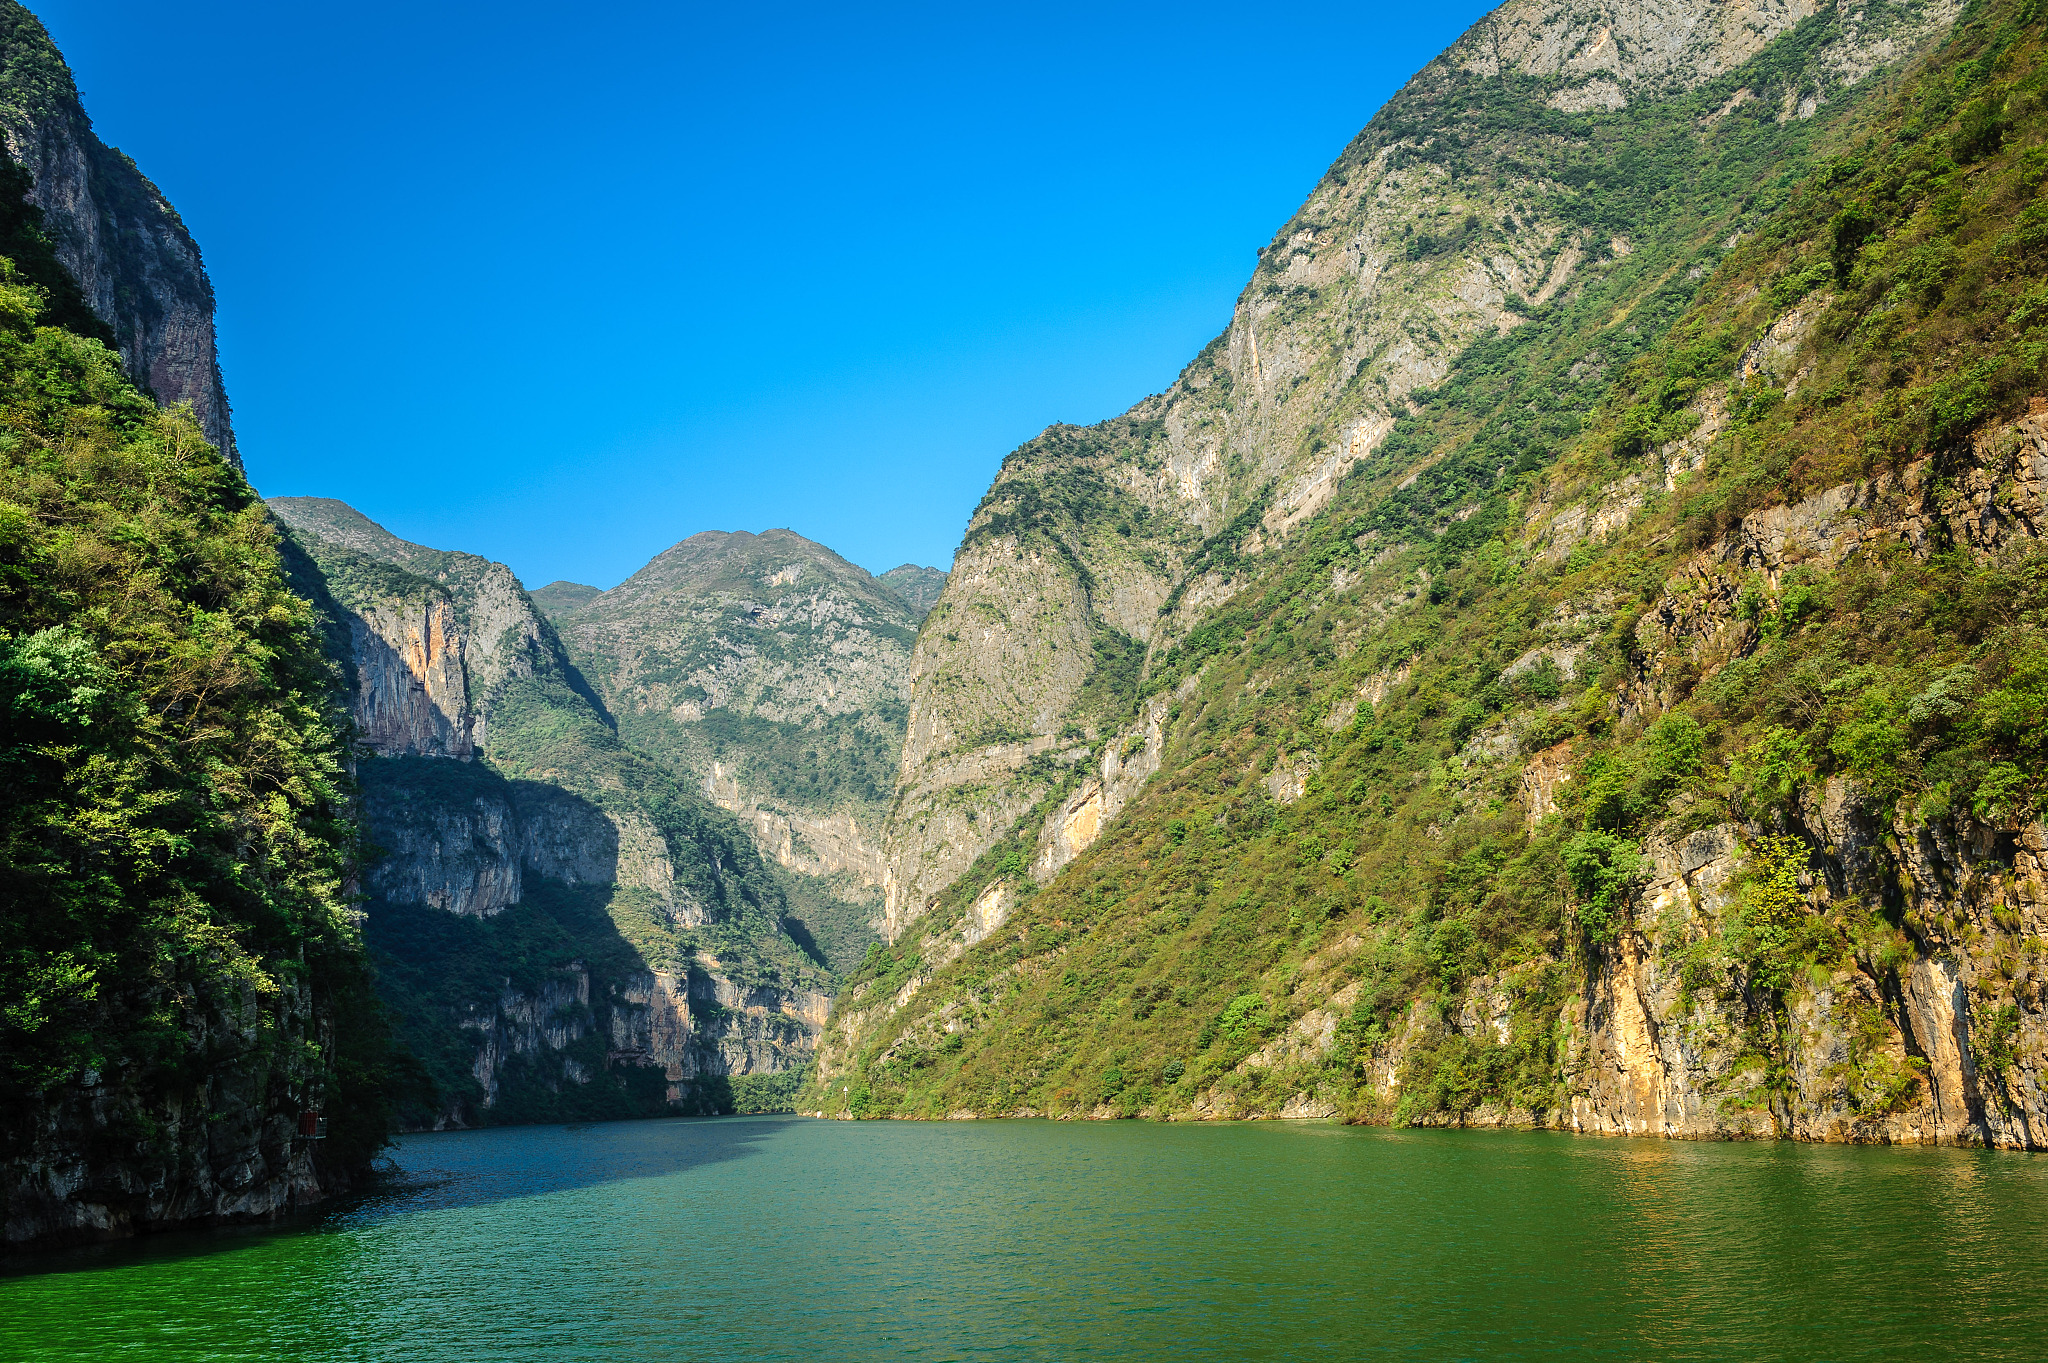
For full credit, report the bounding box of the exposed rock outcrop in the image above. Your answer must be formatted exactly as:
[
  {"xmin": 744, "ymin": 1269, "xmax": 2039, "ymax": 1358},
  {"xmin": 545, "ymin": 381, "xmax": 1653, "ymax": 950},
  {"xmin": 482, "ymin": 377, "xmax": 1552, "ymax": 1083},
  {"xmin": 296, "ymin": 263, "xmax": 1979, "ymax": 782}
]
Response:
[
  {"xmin": 350, "ymin": 598, "xmax": 475, "ymax": 758},
  {"xmin": 441, "ymin": 962, "xmax": 830, "ymax": 1126},
  {"xmin": 1163, "ymin": 405, "xmax": 2048, "ymax": 1143},
  {"xmin": 3, "ymin": 978, "xmax": 339, "ymax": 1247}
]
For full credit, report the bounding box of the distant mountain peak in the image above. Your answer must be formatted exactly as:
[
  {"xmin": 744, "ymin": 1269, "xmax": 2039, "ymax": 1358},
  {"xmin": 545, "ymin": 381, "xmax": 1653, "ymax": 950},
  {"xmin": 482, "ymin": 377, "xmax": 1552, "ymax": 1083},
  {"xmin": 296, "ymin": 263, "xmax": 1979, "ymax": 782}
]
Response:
[
  {"xmin": 529, "ymin": 580, "xmax": 602, "ymax": 621},
  {"xmin": 877, "ymin": 564, "xmax": 948, "ymax": 618}
]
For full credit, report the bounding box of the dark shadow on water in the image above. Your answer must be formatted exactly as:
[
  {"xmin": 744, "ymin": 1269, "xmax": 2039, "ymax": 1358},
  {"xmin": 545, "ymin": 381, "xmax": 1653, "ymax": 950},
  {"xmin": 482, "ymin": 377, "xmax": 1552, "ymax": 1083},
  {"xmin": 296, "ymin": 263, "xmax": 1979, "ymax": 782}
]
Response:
[
  {"xmin": 2, "ymin": 1113, "xmax": 795, "ymax": 1280},
  {"xmin": 355, "ymin": 1112, "xmax": 792, "ymax": 1220}
]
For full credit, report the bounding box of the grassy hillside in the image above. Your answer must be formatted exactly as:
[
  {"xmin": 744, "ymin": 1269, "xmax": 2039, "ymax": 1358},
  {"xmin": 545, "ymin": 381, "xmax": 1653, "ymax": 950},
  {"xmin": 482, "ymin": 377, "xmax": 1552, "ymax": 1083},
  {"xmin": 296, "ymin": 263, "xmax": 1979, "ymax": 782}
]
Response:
[{"xmin": 814, "ymin": 0, "xmax": 2048, "ymax": 1129}]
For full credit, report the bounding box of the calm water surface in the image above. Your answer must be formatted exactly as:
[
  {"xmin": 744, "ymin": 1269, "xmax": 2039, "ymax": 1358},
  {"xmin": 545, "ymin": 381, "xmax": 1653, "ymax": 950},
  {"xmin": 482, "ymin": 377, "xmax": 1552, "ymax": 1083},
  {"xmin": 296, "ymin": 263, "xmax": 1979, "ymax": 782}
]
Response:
[{"xmin": 4, "ymin": 1118, "xmax": 2046, "ymax": 1360}]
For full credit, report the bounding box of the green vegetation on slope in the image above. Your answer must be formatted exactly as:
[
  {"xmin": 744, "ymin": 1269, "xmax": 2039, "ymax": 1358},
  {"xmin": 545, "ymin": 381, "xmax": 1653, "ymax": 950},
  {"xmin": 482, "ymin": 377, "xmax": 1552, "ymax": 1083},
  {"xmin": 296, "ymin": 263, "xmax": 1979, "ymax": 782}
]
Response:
[
  {"xmin": 815, "ymin": 0, "xmax": 2048, "ymax": 1125},
  {"xmin": 877, "ymin": 564, "xmax": 948, "ymax": 617},
  {"xmin": 0, "ymin": 259, "xmax": 390, "ymax": 1169}
]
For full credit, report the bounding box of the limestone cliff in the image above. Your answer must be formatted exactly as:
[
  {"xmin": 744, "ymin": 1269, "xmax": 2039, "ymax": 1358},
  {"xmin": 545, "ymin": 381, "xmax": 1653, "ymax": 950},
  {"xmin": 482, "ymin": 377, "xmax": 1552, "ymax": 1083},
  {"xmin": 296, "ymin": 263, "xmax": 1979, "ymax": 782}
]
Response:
[
  {"xmin": 0, "ymin": 3, "xmax": 238, "ymax": 464},
  {"xmin": 5, "ymin": 974, "xmax": 345, "ymax": 1248},
  {"xmin": 877, "ymin": 0, "xmax": 1963, "ymax": 938},
  {"xmin": 1213, "ymin": 410, "xmax": 2048, "ymax": 1143}
]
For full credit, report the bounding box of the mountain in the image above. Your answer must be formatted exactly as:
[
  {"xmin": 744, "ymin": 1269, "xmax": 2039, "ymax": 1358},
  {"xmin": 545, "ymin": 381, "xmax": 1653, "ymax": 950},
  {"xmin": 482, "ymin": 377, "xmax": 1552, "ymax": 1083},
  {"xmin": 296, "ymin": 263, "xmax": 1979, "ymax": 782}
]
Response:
[
  {"xmin": 811, "ymin": 0, "xmax": 2048, "ymax": 1147},
  {"xmin": 0, "ymin": 137, "xmax": 374, "ymax": 1246},
  {"xmin": 542, "ymin": 529, "xmax": 939, "ymax": 967},
  {"xmin": 269, "ymin": 500, "xmax": 838, "ymax": 1128},
  {"xmin": 0, "ymin": 346, "xmax": 378, "ymax": 1247},
  {"xmin": 530, "ymin": 579, "xmax": 602, "ymax": 619},
  {"xmin": 0, "ymin": 3, "xmax": 238, "ymax": 464},
  {"xmin": 878, "ymin": 564, "xmax": 949, "ymax": 616},
  {"xmin": 0, "ymin": 8, "xmax": 373, "ymax": 1250},
  {"xmin": 872, "ymin": 0, "xmax": 1970, "ymax": 939}
]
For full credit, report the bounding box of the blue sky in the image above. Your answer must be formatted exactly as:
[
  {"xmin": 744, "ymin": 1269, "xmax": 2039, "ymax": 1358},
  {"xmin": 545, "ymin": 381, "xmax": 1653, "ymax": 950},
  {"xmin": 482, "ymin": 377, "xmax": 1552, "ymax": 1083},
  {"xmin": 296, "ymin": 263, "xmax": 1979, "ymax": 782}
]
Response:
[{"xmin": 36, "ymin": 1, "xmax": 1493, "ymax": 587}]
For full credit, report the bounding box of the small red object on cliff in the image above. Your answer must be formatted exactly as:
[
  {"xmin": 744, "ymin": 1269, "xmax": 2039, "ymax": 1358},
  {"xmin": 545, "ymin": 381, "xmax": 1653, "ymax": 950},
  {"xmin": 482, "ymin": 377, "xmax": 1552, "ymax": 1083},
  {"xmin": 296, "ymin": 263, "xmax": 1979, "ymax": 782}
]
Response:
[{"xmin": 298, "ymin": 1110, "xmax": 327, "ymax": 1140}]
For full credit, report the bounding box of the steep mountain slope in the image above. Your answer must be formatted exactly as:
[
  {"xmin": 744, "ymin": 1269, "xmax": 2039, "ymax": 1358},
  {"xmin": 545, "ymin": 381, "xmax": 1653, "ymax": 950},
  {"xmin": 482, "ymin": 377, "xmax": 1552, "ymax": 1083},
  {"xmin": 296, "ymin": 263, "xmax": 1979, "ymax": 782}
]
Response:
[
  {"xmin": 0, "ymin": 280, "xmax": 379, "ymax": 1244},
  {"xmin": 0, "ymin": 3, "xmax": 238, "ymax": 464},
  {"xmin": 876, "ymin": 0, "xmax": 1966, "ymax": 938},
  {"xmin": 546, "ymin": 530, "xmax": 939, "ymax": 963},
  {"xmin": 813, "ymin": 0, "xmax": 2048, "ymax": 1147},
  {"xmin": 270, "ymin": 499, "xmax": 836, "ymax": 1127}
]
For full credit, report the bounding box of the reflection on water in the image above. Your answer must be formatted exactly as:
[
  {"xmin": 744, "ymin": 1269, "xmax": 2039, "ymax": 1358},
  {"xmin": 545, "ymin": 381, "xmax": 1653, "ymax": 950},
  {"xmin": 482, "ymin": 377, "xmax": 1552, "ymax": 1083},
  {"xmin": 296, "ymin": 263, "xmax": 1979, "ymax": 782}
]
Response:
[{"xmin": 4, "ymin": 1119, "xmax": 2047, "ymax": 1361}]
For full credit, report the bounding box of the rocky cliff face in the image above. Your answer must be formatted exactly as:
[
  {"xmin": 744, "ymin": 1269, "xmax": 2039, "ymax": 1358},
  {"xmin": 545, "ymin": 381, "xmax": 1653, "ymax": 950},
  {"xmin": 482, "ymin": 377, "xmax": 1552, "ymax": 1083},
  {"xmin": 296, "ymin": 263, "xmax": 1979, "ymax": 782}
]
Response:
[
  {"xmin": 430, "ymin": 958, "xmax": 829, "ymax": 1127},
  {"xmin": 270, "ymin": 498, "xmax": 558, "ymax": 755},
  {"xmin": 0, "ymin": 3, "xmax": 238, "ymax": 464},
  {"xmin": 822, "ymin": 401, "xmax": 2048, "ymax": 1139},
  {"xmin": 360, "ymin": 766, "xmax": 622, "ymax": 918},
  {"xmin": 1211, "ymin": 410, "xmax": 2048, "ymax": 1143},
  {"xmin": 271, "ymin": 501, "xmax": 839, "ymax": 1126},
  {"xmin": 4, "ymin": 978, "xmax": 335, "ymax": 1246},
  {"xmin": 349, "ymin": 596, "xmax": 474, "ymax": 758},
  {"xmin": 876, "ymin": 0, "xmax": 1964, "ymax": 938}
]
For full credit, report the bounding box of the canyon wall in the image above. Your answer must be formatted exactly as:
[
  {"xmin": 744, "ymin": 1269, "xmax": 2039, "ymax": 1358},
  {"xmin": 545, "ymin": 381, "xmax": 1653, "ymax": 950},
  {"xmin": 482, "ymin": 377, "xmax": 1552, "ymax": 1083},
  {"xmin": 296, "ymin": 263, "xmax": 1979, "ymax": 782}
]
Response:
[{"xmin": 874, "ymin": 0, "xmax": 1965, "ymax": 938}]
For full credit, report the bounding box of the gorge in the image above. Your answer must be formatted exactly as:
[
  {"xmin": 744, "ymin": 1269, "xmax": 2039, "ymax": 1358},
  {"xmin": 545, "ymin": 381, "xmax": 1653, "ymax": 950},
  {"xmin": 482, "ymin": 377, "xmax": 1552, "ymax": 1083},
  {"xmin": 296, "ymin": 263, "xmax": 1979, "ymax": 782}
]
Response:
[{"xmin": 8, "ymin": 0, "xmax": 2048, "ymax": 1266}]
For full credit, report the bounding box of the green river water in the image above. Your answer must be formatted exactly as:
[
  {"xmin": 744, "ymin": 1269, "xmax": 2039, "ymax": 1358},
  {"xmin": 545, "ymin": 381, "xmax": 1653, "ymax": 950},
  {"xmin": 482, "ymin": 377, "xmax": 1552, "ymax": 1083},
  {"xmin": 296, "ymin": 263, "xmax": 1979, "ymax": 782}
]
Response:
[{"xmin": 3, "ymin": 1117, "xmax": 2046, "ymax": 1360}]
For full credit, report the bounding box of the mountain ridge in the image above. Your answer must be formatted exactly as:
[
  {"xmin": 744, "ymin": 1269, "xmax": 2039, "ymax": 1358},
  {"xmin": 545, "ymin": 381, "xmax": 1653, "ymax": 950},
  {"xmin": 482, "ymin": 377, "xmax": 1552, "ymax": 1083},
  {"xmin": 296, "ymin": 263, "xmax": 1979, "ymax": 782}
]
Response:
[
  {"xmin": 872, "ymin": 0, "xmax": 1968, "ymax": 939},
  {"xmin": 271, "ymin": 496, "xmax": 853, "ymax": 1128}
]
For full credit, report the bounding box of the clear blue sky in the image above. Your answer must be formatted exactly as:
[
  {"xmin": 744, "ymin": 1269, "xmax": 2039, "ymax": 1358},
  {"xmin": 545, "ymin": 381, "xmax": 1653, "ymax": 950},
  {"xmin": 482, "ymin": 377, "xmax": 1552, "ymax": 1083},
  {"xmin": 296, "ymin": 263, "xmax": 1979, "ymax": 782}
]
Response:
[{"xmin": 36, "ymin": 1, "xmax": 1494, "ymax": 587}]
